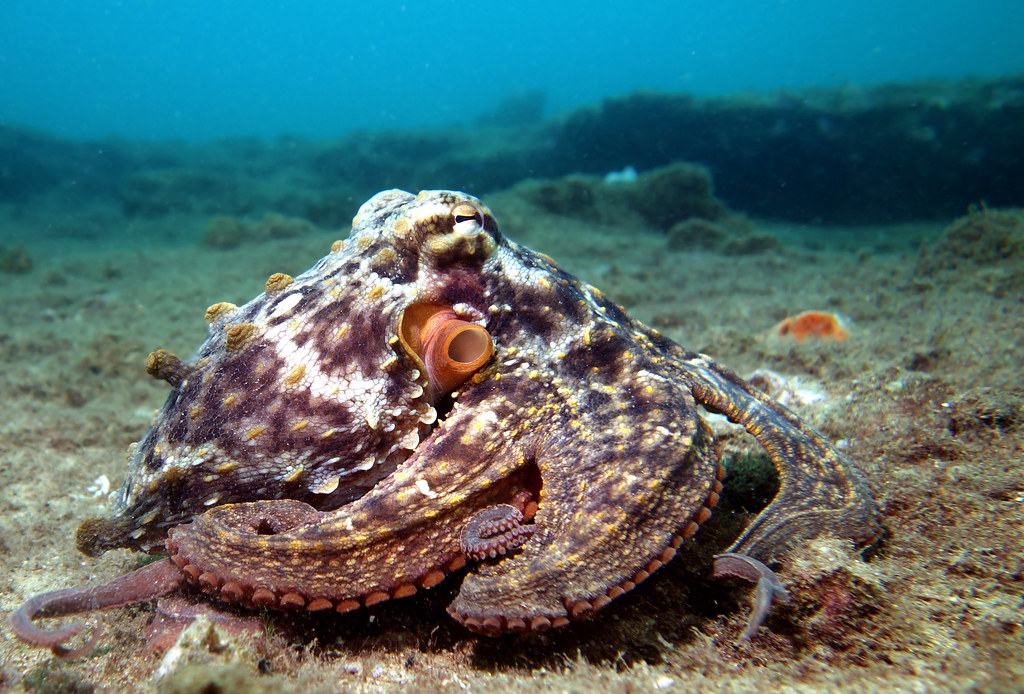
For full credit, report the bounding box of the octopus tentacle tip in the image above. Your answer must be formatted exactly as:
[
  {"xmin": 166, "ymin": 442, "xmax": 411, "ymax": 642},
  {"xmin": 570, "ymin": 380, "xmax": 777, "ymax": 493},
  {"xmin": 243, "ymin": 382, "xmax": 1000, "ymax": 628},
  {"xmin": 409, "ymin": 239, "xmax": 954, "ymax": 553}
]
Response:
[
  {"xmin": 712, "ymin": 552, "xmax": 789, "ymax": 643},
  {"xmin": 10, "ymin": 597, "xmax": 100, "ymax": 660},
  {"xmin": 10, "ymin": 558, "xmax": 184, "ymax": 657}
]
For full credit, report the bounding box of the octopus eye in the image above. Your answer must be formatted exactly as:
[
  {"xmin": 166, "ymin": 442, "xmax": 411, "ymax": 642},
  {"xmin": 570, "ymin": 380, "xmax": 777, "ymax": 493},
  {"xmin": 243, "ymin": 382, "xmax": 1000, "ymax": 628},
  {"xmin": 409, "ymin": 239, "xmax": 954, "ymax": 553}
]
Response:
[{"xmin": 451, "ymin": 202, "xmax": 485, "ymax": 236}]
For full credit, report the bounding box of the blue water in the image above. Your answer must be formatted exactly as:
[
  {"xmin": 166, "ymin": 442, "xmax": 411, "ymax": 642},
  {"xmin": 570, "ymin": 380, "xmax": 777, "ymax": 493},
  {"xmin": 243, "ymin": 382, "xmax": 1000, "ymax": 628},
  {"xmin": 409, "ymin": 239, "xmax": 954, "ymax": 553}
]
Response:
[{"xmin": 1, "ymin": 1, "xmax": 1022, "ymax": 141}]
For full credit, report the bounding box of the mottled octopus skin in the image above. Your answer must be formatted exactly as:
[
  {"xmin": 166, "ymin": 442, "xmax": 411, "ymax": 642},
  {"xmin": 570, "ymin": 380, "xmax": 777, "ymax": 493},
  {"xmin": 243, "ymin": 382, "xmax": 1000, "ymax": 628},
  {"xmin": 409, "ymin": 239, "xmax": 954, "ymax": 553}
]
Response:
[{"xmin": 26, "ymin": 189, "xmax": 880, "ymax": 645}]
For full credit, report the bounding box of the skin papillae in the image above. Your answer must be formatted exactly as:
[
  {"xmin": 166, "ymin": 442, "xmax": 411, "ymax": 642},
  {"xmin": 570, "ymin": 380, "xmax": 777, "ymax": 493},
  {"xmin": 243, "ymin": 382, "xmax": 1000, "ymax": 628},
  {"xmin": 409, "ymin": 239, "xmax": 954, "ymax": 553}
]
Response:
[{"xmin": 11, "ymin": 190, "xmax": 882, "ymax": 655}]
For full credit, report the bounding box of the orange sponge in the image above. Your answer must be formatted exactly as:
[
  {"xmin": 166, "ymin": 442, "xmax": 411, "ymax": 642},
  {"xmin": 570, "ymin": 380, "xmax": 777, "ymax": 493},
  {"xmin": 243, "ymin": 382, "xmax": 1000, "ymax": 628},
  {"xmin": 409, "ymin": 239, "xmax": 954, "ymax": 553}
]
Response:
[{"xmin": 774, "ymin": 311, "xmax": 849, "ymax": 341}]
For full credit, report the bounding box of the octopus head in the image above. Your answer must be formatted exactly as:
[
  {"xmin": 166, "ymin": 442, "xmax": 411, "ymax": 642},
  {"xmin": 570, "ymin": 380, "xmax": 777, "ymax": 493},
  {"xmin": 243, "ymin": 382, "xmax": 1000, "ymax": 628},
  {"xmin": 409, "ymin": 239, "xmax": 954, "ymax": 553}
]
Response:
[{"xmin": 77, "ymin": 190, "xmax": 501, "ymax": 556}]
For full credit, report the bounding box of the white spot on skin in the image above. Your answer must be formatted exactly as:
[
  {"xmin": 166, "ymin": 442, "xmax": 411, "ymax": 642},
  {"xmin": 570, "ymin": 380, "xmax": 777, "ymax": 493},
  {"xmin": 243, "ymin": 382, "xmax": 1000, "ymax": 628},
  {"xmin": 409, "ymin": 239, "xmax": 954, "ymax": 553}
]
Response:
[
  {"xmin": 451, "ymin": 303, "xmax": 484, "ymax": 323},
  {"xmin": 400, "ymin": 429, "xmax": 420, "ymax": 450},
  {"xmin": 415, "ymin": 479, "xmax": 438, "ymax": 499},
  {"xmin": 270, "ymin": 292, "xmax": 304, "ymax": 319},
  {"xmin": 420, "ymin": 407, "xmax": 437, "ymax": 424},
  {"xmin": 312, "ymin": 476, "xmax": 341, "ymax": 494},
  {"xmin": 350, "ymin": 457, "xmax": 376, "ymax": 473},
  {"xmin": 474, "ymin": 410, "xmax": 499, "ymax": 427}
]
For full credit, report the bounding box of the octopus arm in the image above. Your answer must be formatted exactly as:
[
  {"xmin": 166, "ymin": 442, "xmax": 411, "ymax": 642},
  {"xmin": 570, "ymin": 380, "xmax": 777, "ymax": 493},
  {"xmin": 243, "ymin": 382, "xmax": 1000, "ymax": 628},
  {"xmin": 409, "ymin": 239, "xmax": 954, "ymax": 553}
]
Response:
[
  {"xmin": 163, "ymin": 378, "xmax": 547, "ymax": 611},
  {"xmin": 676, "ymin": 353, "xmax": 883, "ymax": 559},
  {"xmin": 11, "ymin": 558, "xmax": 184, "ymax": 658},
  {"xmin": 448, "ymin": 370, "xmax": 721, "ymax": 633}
]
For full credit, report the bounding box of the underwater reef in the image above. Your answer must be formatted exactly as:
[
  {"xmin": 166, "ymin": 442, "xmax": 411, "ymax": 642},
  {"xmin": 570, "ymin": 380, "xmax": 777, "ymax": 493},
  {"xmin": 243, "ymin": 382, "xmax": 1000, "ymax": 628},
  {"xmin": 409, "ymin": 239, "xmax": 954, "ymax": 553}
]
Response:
[{"xmin": 2, "ymin": 74, "xmax": 1022, "ymax": 226}]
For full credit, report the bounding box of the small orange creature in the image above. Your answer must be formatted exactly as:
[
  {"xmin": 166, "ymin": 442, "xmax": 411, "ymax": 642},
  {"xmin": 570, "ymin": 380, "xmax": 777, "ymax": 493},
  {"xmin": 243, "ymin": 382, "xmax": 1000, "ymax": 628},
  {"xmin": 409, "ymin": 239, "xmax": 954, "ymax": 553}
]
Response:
[{"xmin": 774, "ymin": 311, "xmax": 849, "ymax": 341}]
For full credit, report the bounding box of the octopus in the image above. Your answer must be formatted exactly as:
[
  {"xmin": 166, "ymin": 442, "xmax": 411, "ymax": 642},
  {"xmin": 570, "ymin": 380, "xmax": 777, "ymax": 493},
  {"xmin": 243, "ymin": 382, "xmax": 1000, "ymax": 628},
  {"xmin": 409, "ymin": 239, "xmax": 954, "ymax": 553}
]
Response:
[{"xmin": 11, "ymin": 189, "xmax": 881, "ymax": 657}]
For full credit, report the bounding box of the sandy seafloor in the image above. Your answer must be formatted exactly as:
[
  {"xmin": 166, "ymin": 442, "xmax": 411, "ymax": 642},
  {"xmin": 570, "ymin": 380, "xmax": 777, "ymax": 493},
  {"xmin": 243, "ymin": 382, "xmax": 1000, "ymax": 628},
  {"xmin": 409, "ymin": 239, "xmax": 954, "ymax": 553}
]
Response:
[{"xmin": 0, "ymin": 180, "xmax": 1021, "ymax": 693}]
